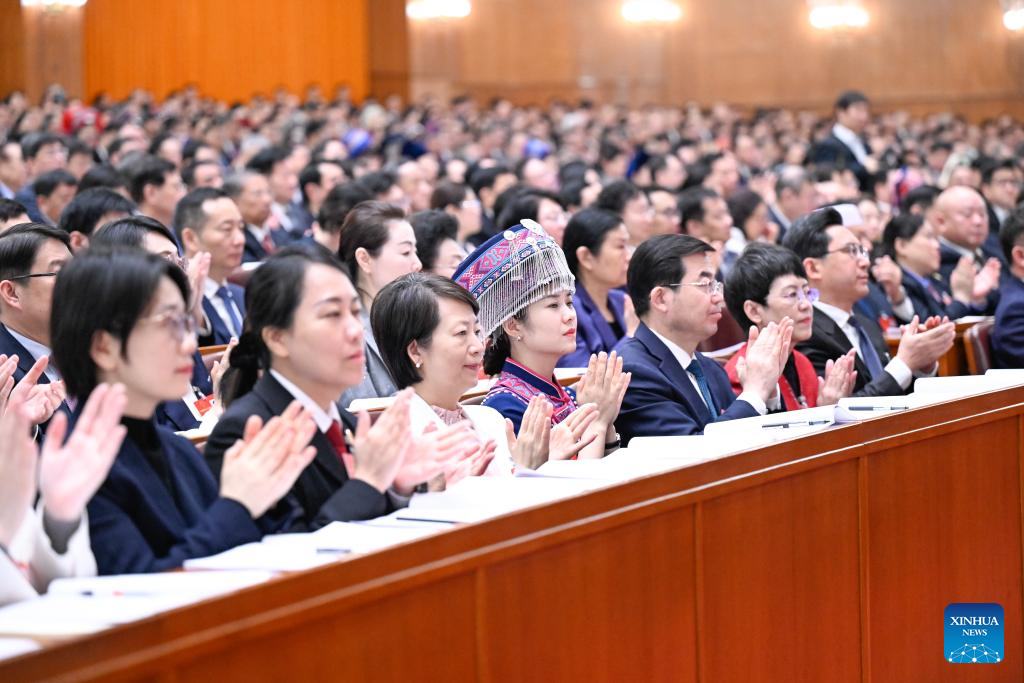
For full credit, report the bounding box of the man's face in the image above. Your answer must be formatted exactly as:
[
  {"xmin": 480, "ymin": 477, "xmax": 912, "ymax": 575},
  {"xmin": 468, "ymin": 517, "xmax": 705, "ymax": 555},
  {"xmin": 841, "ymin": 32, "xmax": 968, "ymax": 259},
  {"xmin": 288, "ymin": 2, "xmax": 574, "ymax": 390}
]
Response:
[
  {"xmin": 188, "ymin": 197, "xmax": 245, "ymax": 276},
  {"xmin": 397, "ymin": 162, "xmax": 432, "ymax": 212},
  {"xmin": 147, "ymin": 172, "xmax": 187, "ymax": 220},
  {"xmin": 5, "ymin": 239, "xmax": 72, "ymax": 343},
  {"xmin": 939, "ymin": 189, "xmax": 988, "ymax": 249},
  {"xmin": 649, "ymin": 190, "xmax": 680, "ymax": 236},
  {"xmin": 815, "ymin": 226, "xmax": 870, "ymax": 308},
  {"xmin": 38, "ymin": 183, "xmax": 76, "ymax": 224},
  {"xmin": 838, "ymin": 102, "xmax": 871, "ymax": 133},
  {"xmin": 237, "ymin": 174, "xmax": 273, "ymax": 225},
  {"xmin": 983, "ymin": 168, "xmax": 1023, "ymax": 211},
  {"xmin": 706, "ymin": 155, "xmax": 740, "ymax": 199},
  {"xmin": 700, "ymin": 197, "xmax": 734, "ymax": 243},
  {"xmin": 664, "ymin": 252, "xmax": 723, "ymax": 344},
  {"xmin": 0, "ymin": 142, "xmax": 27, "ymax": 189},
  {"xmin": 621, "ymin": 193, "xmax": 654, "ymax": 245},
  {"xmin": 268, "ymin": 160, "xmax": 298, "ymax": 204},
  {"xmin": 654, "ymin": 156, "xmax": 685, "ymax": 192},
  {"xmin": 28, "ymin": 142, "xmax": 67, "ymax": 177},
  {"xmin": 192, "ymin": 163, "xmax": 223, "ymax": 189}
]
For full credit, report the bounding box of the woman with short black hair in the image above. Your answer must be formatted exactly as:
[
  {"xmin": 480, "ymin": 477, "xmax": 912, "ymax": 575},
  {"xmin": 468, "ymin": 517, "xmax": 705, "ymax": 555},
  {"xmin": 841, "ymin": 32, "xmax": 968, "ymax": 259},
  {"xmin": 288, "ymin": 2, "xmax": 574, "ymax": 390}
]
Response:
[{"xmin": 51, "ymin": 248, "xmax": 316, "ymax": 574}]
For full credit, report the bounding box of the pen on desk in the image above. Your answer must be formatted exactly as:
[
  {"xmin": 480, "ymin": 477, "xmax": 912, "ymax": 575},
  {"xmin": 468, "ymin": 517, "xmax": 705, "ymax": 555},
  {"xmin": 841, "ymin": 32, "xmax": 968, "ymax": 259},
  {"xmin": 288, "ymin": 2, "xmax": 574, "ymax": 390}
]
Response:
[
  {"xmin": 761, "ymin": 419, "xmax": 832, "ymax": 429},
  {"xmin": 315, "ymin": 547, "xmax": 352, "ymax": 555},
  {"xmin": 77, "ymin": 590, "xmax": 155, "ymax": 597},
  {"xmin": 846, "ymin": 406, "xmax": 908, "ymax": 412},
  {"xmin": 395, "ymin": 516, "xmax": 459, "ymax": 525}
]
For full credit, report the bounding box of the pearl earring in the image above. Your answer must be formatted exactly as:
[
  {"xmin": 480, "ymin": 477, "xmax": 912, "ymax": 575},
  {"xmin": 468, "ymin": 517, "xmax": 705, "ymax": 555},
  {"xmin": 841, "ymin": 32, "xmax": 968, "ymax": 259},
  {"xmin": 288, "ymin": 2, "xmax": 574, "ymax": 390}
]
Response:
[
  {"xmin": 515, "ymin": 336, "xmax": 522, "ymax": 341},
  {"xmin": 415, "ymin": 361, "xmax": 422, "ymax": 368}
]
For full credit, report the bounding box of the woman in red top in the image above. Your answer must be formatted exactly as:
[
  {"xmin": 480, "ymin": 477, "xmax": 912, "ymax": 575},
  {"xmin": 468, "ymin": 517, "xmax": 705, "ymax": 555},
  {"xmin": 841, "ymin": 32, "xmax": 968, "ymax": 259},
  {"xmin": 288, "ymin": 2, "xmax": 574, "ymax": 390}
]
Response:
[{"xmin": 723, "ymin": 242, "xmax": 856, "ymax": 411}]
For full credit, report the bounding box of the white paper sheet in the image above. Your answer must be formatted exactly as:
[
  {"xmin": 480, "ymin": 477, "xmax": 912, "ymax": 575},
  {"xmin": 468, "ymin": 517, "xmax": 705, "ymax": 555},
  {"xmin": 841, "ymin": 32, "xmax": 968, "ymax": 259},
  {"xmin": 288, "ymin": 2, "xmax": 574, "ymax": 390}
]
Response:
[{"xmin": 0, "ymin": 637, "xmax": 41, "ymax": 661}]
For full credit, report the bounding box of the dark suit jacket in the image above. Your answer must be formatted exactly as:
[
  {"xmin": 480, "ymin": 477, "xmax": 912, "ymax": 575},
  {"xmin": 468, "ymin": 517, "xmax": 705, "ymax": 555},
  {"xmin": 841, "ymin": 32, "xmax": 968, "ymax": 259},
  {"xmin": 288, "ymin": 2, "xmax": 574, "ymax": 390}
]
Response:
[
  {"xmin": 199, "ymin": 283, "xmax": 246, "ymax": 347},
  {"xmin": 992, "ymin": 276, "xmax": 1024, "ymax": 369},
  {"xmin": 242, "ymin": 225, "xmax": 293, "ymax": 263},
  {"xmin": 86, "ymin": 418, "xmax": 262, "ymax": 575},
  {"xmin": 938, "ymin": 242, "xmax": 1005, "ymax": 316},
  {"xmin": 811, "ymin": 132, "xmax": 872, "ymax": 192},
  {"xmin": 900, "ymin": 267, "xmax": 973, "ymax": 322},
  {"xmin": 796, "ymin": 308, "xmax": 905, "ymax": 397},
  {"xmin": 0, "ymin": 323, "xmax": 48, "ymax": 385},
  {"xmin": 204, "ymin": 373, "xmax": 391, "ymax": 530},
  {"xmin": 613, "ymin": 323, "xmax": 759, "ymax": 443},
  {"xmin": 559, "ymin": 284, "xmax": 627, "ymax": 368},
  {"xmin": 154, "ymin": 351, "xmax": 214, "ymax": 432}
]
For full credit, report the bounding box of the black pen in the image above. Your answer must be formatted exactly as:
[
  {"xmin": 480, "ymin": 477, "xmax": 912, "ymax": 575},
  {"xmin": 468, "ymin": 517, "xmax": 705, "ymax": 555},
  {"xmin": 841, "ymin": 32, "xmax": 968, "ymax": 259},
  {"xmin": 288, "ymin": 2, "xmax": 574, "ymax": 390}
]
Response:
[
  {"xmin": 761, "ymin": 419, "xmax": 832, "ymax": 429},
  {"xmin": 395, "ymin": 516, "xmax": 459, "ymax": 524},
  {"xmin": 315, "ymin": 547, "xmax": 352, "ymax": 555},
  {"xmin": 846, "ymin": 406, "xmax": 907, "ymax": 411}
]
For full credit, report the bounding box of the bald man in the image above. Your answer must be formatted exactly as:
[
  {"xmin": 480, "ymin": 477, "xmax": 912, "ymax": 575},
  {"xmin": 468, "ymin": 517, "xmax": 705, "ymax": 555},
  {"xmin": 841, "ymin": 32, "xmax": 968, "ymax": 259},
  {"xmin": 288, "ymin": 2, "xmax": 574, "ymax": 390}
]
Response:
[{"xmin": 932, "ymin": 186, "xmax": 1006, "ymax": 314}]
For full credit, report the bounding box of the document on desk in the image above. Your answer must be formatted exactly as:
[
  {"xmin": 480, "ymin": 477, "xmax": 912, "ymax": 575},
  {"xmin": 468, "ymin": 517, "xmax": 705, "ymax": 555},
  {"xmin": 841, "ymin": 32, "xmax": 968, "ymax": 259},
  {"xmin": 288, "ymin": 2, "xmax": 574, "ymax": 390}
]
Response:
[
  {"xmin": 399, "ymin": 475, "xmax": 603, "ymax": 523},
  {"xmin": 0, "ymin": 636, "xmax": 40, "ymax": 661},
  {"xmin": 912, "ymin": 374, "xmax": 1023, "ymax": 396},
  {"xmin": 530, "ymin": 456, "xmax": 684, "ymax": 482},
  {"xmin": 49, "ymin": 569, "xmax": 274, "ymax": 599},
  {"xmin": 0, "ymin": 594, "xmax": 193, "ymax": 637}
]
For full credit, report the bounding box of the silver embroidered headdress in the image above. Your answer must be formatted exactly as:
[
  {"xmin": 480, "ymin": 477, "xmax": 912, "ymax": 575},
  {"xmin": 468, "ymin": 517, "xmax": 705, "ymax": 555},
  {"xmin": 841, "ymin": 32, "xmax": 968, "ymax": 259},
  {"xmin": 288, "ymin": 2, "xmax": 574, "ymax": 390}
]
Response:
[{"xmin": 452, "ymin": 219, "xmax": 575, "ymax": 339}]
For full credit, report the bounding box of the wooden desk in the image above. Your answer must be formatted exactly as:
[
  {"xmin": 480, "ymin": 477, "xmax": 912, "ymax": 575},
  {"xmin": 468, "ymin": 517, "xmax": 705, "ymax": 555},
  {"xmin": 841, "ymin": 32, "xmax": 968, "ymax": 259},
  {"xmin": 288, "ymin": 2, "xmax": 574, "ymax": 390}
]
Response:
[
  {"xmin": 3, "ymin": 387, "xmax": 1023, "ymax": 682},
  {"xmin": 885, "ymin": 319, "xmax": 982, "ymax": 376}
]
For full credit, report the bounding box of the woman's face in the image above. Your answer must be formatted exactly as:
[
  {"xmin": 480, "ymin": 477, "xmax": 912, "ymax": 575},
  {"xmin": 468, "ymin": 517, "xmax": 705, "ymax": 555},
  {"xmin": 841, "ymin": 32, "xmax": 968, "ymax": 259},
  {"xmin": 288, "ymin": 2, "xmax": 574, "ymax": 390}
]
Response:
[
  {"xmin": 743, "ymin": 202, "xmax": 772, "ymax": 242},
  {"xmin": 430, "ymin": 238, "xmax": 466, "ymax": 280},
  {"xmin": 857, "ymin": 199, "xmax": 883, "ymax": 244},
  {"xmin": 415, "ymin": 297, "xmax": 483, "ymax": 398},
  {"xmin": 99, "ymin": 276, "xmax": 197, "ymax": 412},
  {"xmin": 363, "ymin": 220, "xmax": 422, "ymax": 299},
  {"xmin": 750, "ymin": 274, "xmax": 815, "ymax": 342},
  {"xmin": 537, "ymin": 198, "xmax": 569, "ymax": 245},
  {"xmin": 896, "ymin": 222, "xmax": 941, "ymax": 277},
  {"xmin": 585, "ymin": 224, "xmax": 631, "ymax": 289},
  {"xmin": 271, "ymin": 264, "xmax": 366, "ymax": 393},
  {"xmin": 512, "ymin": 289, "xmax": 577, "ymax": 358}
]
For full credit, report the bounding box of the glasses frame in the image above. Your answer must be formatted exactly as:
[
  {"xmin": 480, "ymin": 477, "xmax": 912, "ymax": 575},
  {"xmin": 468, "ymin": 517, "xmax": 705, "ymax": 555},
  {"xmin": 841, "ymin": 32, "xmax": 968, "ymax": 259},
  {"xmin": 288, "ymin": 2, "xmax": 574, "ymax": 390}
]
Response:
[
  {"xmin": 665, "ymin": 279, "xmax": 724, "ymax": 296},
  {"xmin": 137, "ymin": 310, "xmax": 197, "ymax": 344},
  {"xmin": 825, "ymin": 243, "xmax": 870, "ymax": 259},
  {"xmin": 8, "ymin": 271, "xmax": 58, "ymax": 281}
]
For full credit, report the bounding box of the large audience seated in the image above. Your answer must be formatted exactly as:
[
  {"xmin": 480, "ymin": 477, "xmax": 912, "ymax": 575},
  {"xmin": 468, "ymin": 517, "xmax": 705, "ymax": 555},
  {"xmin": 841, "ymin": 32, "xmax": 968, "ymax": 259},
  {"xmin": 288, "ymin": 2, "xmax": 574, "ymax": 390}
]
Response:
[{"xmin": 0, "ymin": 84, "xmax": 1021, "ymax": 601}]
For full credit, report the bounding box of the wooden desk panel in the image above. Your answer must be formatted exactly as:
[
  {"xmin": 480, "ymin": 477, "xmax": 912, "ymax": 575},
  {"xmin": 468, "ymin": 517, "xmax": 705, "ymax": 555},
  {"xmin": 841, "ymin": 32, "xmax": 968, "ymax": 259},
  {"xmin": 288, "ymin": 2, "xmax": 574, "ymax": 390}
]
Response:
[{"xmin": 4, "ymin": 387, "xmax": 1023, "ymax": 682}]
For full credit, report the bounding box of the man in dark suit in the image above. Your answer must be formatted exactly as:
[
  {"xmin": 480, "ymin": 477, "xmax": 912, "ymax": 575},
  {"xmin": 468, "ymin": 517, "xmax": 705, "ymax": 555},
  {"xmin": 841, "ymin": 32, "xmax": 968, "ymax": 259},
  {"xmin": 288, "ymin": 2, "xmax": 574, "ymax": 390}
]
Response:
[
  {"xmin": 224, "ymin": 170, "xmax": 291, "ymax": 263},
  {"xmin": 174, "ymin": 187, "xmax": 247, "ymax": 346},
  {"xmin": 784, "ymin": 208, "xmax": 955, "ymax": 397},
  {"xmin": 613, "ymin": 234, "xmax": 790, "ymax": 443},
  {"xmin": 810, "ymin": 90, "xmax": 876, "ymax": 193},
  {"xmin": 992, "ymin": 208, "xmax": 1024, "ymax": 369},
  {"xmin": 0, "ymin": 223, "xmax": 72, "ymax": 387},
  {"xmin": 980, "ymin": 158, "xmax": 1022, "ymax": 235},
  {"xmin": 932, "ymin": 185, "xmax": 1006, "ymax": 314}
]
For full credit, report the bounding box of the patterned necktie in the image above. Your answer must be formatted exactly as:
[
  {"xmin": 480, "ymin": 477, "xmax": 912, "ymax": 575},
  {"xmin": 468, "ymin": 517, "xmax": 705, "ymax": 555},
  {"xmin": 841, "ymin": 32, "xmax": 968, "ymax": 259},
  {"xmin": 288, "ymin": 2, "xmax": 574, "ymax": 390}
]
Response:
[
  {"xmin": 848, "ymin": 316, "xmax": 885, "ymax": 379},
  {"xmin": 325, "ymin": 420, "xmax": 355, "ymax": 477},
  {"xmin": 686, "ymin": 358, "xmax": 718, "ymax": 421},
  {"xmin": 215, "ymin": 285, "xmax": 243, "ymax": 336}
]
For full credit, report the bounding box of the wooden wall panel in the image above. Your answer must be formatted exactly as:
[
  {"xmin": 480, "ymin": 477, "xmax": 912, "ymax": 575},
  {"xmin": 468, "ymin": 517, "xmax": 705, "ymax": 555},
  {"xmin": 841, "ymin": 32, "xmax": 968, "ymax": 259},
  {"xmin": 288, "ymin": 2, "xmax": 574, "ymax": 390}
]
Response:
[
  {"xmin": 0, "ymin": 0, "xmax": 26, "ymax": 99},
  {"xmin": 410, "ymin": 0, "xmax": 1024, "ymax": 120},
  {"xmin": 81, "ymin": 0, "xmax": 371, "ymax": 102},
  {"xmin": 479, "ymin": 508, "xmax": 698, "ymax": 682},
  {"xmin": 866, "ymin": 420, "xmax": 1023, "ymax": 682},
  {"xmin": 699, "ymin": 460, "xmax": 862, "ymax": 682}
]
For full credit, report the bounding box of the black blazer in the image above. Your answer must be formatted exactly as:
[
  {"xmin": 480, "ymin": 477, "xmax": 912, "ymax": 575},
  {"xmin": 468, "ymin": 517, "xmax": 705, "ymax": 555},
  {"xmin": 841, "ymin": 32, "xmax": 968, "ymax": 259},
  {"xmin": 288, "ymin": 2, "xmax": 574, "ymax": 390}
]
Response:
[
  {"xmin": 204, "ymin": 373, "xmax": 391, "ymax": 530},
  {"xmin": 796, "ymin": 309, "xmax": 906, "ymax": 398},
  {"xmin": 811, "ymin": 132, "xmax": 872, "ymax": 192},
  {"xmin": 938, "ymin": 242, "xmax": 1005, "ymax": 316},
  {"xmin": 0, "ymin": 323, "xmax": 49, "ymax": 386}
]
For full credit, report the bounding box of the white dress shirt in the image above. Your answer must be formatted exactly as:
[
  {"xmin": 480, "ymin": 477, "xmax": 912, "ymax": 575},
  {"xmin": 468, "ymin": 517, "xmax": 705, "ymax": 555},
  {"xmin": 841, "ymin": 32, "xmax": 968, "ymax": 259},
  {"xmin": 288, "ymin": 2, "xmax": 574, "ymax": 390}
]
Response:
[
  {"xmin": 832, "ymin": 123, "xmax": 870, "ymax": 167},
  {"xmin": 6, "ymin": 327, "xmax": 60, "ymax": 383}
]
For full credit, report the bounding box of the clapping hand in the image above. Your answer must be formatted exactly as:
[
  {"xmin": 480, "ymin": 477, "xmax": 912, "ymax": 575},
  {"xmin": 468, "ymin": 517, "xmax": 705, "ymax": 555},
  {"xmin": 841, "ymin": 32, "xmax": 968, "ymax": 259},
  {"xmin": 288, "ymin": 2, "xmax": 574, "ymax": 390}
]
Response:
[
  {"xmin": 817, "ymin": 349, "xmax": 857, "ymax": 406},
  {"xmin": 574, "ymin": 351, "xmax": 631, "ymax": 430},
  {"xmin": 399, "ymin": 420, "xmax": 481, "ymax": 492},
  {"xmin": 349, "ymin": 389, "xmax": 414, "ymax": 493},
  {"xmin": 735, "ymin": 319, "xmax": 794, "ymax": 403}
]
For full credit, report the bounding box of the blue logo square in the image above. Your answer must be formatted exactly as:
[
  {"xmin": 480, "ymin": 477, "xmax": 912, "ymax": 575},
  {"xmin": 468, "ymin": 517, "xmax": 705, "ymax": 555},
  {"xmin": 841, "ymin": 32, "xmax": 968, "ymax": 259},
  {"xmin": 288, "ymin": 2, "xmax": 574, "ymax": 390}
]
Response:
[{"xmin": 945, "ymin": 603, "xmax": 1003, "ymax": 663}]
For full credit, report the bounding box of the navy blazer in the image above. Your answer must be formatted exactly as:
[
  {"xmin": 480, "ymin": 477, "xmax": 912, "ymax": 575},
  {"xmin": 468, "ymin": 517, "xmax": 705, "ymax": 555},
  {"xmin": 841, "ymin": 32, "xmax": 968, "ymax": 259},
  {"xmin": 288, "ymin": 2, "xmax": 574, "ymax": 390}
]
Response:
[
  {"xmin": 900, "ymin": 267, "xmax": 973, "ymax": 322},
  {"xmin": 154, "ymin": 351, "xmax": 214, "ymax": 432},
  {"xmin": 613, "ymin": 323, "xmax": 758, "ymax": 444},
  {"xmin": 242, "ymin": 225, "xmax": 293, "ymax": 264},
  {"xmin": 796, "ymin": 308, "xmax": 905, "ymax": 398},
  {"xmin": 938, "ymin": 241, "xmax": 1006, "ymax": 315},
  {"xmin": 204, "ymin": 373, "xmax": 391, "ymax": 530},
  {"xmin": 86, "ymin": 417, "xmax": 262, "ymax": 574},
  {"xmin": 992, "ymin": 276, "xmax": 1024, "ymax": 369},
  {"xmin": 199, "ymin": 283, "xmax": 246, "ymax": 347},
  {"xmin": 810, "ymin": 133, "xmax": 872, "ymax": 192},
  {"xmin": 559, "ymin": 285, "xmax": 628, "ymax": 368},
  {"xmin": 0, "ymin": 323, "xmax": 49, "ymax": 386}
]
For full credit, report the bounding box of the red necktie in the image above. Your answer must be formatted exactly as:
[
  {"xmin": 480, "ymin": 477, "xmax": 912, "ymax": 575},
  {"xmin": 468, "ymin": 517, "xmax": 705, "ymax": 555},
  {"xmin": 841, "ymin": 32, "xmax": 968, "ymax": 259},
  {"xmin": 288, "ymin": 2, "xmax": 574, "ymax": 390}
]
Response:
[
  {"xmin": 261, "ymin": 232, "xmax": 277, "ymax": 256},
  {"xmin": 325, "ymin": 420, "xmax": 355, "ymax": 477}
]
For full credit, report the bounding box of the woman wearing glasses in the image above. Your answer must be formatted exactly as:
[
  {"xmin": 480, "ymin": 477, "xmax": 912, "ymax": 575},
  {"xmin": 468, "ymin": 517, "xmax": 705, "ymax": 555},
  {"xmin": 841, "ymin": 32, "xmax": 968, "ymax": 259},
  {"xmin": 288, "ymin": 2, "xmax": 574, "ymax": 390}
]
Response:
[
  {"xmin": 724, "ymin": 243, "xmax": 857, "ymax": 410},
  {"xmin": 51, "ymin": 249, "xmax": 318, "ymax": 574},
  {"xmin": 454, "ymin": 220, "xmax": 629, "ymax": 460}
]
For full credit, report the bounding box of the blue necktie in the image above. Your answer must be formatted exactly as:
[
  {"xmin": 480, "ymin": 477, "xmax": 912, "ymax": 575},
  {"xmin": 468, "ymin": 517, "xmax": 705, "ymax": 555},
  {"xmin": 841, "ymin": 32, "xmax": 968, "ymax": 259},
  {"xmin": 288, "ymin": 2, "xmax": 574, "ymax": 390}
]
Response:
[
  {"xmin": 686, "ymin": 358, "xmax": 718, "ymax": 420},
  {"xmin": 216, "ymin": 285, "xmax": 243, "ymax": 336},
  {"xmin": 848, "ymin": 316, "xmax": 884, "ymax": 379}
]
